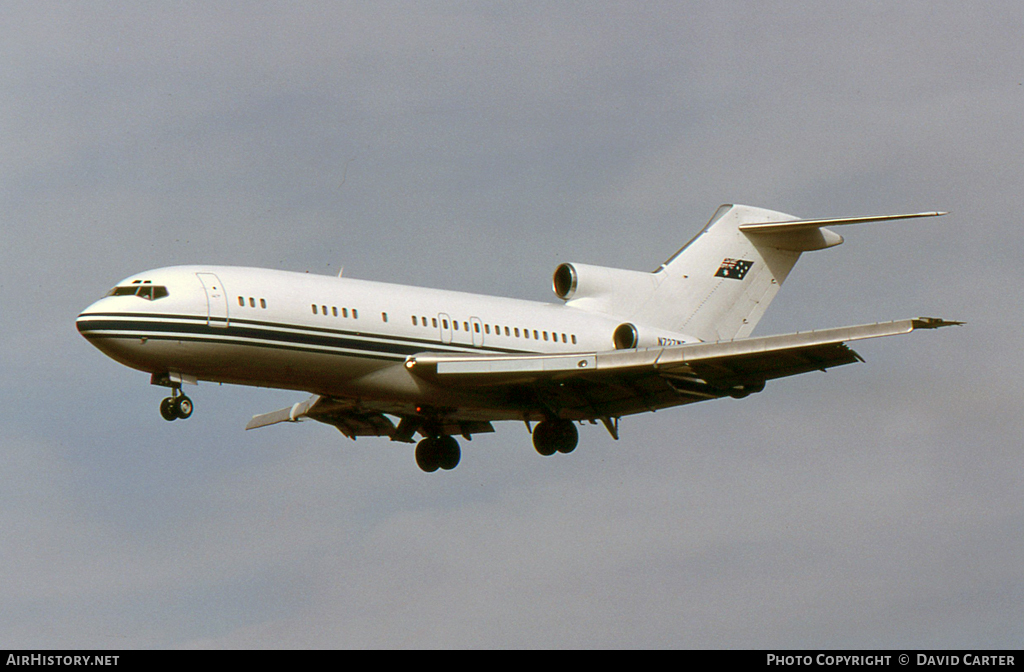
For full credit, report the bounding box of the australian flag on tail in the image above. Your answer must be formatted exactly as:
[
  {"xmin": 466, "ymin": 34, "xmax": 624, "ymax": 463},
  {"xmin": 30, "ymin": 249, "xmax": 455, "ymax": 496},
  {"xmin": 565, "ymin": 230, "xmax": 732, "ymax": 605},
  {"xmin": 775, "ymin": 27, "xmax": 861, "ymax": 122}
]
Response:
[{"xmin": 715, "ymin": 258, "xmax": 754, "ymax": 280}]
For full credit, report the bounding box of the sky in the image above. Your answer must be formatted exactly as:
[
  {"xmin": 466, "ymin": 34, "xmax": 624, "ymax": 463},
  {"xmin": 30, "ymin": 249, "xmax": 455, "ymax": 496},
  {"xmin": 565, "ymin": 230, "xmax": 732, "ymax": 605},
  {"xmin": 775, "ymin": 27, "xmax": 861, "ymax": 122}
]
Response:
[{"xmin": 1, "ymin": 1, "xmax": 1022, "ymax": 649}]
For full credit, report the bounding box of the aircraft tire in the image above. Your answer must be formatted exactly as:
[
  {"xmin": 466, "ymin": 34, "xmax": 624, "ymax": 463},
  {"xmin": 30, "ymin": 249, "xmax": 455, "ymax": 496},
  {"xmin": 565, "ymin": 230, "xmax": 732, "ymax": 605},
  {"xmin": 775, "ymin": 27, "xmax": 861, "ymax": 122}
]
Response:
[
  {"xmin": 533, "ymin": 420, "xmax": 577, "ymax": 456},
  {"xmin": 532, "ymin": 422, "xmax": 557, "ymax": 456},
  {"xmin": 536, "ymin": 420, "xmax": 577, "ymax": 456},
  {"xmin": 437, "ymin": 436, "xmax": 461, "ymax": 471},
  {"xmin": 160, "ymin": 397, "xmax": 177, "ymax": 421},
  {"xmin": 554, "ymin": 421, "xmax": 578, "ymax": 454},
  {"xmin": 415, "ymin": 438, "xmax": 441, "ymax": 472},
  {"xmin": 174, "ymin": 395, "xmax": 193, "ymax": 419}
]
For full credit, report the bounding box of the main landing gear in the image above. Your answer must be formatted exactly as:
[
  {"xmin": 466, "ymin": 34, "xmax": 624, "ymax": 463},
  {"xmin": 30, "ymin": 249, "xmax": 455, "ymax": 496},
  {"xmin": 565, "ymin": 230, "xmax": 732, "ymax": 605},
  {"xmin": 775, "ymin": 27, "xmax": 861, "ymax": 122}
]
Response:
[
  {"xmin": 531, "ymin": 419, "xmax": 579, "ymax": 456},
  {"xmin": 159, "ymin": 390, "xmax": 193, "ymax": 421},
  {"xmin": 413, "ymin": 420, "xmax": 581, "ymax": 472},
  {"xmin": 415, "ymin": 435, "xmax": 461, "ymax": 472}
]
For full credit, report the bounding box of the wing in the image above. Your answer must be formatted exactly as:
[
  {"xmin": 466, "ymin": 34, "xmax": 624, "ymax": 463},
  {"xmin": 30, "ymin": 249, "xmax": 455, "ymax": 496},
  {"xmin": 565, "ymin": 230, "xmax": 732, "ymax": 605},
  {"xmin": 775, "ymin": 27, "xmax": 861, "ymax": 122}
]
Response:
[
  {"xmin": 245, "ymin": 394, "xmax": 494, "ymax": 442},
  {"xmin": 403, "ymin": 317, "xmax": 961, "ymax": 420},
  {"xmin": 247, "ymin": 317, "xmax": 959, "ymax": 438}
]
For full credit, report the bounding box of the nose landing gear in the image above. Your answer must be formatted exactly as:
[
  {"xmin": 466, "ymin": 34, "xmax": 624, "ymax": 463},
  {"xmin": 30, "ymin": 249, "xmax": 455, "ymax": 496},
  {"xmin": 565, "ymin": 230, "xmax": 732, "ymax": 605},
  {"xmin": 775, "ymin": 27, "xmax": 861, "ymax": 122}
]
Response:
[
  {"xmin": 159, "ymin": 390, "xmax": 193, "ymax": 421},
  {"xmin": 151, "ymin": 373, "xmax": 196, "ymax": 422}
]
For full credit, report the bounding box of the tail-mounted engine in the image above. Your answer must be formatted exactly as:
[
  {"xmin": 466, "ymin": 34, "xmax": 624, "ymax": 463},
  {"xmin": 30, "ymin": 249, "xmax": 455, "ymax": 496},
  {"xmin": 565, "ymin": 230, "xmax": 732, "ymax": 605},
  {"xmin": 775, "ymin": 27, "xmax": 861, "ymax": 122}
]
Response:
[
  {"xmin": 552, "ymin": 262, "xmax": 660, "ymax": 316},
  {"xmin": 610, "ymin": 321, "xmax": 696, "ymax": 350},
  {"xmin": 552, "ymin": 263, "xmax": 697, "ymax": 349}
]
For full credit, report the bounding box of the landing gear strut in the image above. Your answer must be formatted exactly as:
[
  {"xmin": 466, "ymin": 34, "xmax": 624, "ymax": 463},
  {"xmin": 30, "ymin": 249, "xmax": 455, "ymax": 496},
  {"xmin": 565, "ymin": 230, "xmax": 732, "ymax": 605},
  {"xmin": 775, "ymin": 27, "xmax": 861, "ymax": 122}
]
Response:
[
  {"xmin": 415, "ymin": 435, "xmax": 461, "ymax": 472},
  {"xmin": 159, "ymin": 389, "xmax": 193, "ymax": 421},
  {"xmin": 532, "ymin": 419, "xmax": 579, "ymax": 456}
]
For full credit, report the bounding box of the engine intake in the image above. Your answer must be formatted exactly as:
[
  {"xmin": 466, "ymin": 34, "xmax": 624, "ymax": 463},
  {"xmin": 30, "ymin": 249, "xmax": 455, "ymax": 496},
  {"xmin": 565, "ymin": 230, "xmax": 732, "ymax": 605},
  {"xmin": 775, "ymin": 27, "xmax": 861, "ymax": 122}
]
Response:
[
  {"xmin": 613, "ymin": 323, "xmax": 638, "ymax": 350},
  {"xmin": 553, "ymin": 263, "xmax": 578, "ymax": 300},
  {"xmin": 551, "ymin": 262, "xmax": 659, "ymax": 314}
]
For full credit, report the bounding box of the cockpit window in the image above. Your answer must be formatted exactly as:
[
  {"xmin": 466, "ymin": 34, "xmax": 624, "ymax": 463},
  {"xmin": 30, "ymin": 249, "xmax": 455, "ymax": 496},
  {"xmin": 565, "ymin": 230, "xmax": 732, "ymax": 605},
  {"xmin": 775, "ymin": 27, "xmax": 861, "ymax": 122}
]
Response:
[
  {"xmin": 138, "ymin": 285, "xmax": 169, "ymax": 300},
  {"xmin": 106, "ymin": 283, "xmax": 169, "ymax": 301}
]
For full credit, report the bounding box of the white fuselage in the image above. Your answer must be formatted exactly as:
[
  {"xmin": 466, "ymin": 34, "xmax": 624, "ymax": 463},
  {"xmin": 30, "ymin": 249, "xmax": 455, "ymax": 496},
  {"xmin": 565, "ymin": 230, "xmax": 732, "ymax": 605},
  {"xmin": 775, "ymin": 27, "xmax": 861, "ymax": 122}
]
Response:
[{"xmin": 76, "ymin": 265, "xmax": 677, "ymax": 421}]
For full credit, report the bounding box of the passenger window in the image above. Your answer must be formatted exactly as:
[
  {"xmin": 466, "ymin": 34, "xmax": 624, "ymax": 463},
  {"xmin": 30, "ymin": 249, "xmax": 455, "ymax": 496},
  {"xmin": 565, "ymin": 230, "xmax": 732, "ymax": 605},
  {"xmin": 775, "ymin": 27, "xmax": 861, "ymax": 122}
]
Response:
[
  {"xmin": 260, "ymin": 299, "xmax": 267, "ymax": 309},
  {"xmin": 332, "ymin": 307, "xmax": 338, "ymax": 317},
  {"xmin": 412, "ymin": 316, "xmax": 418, "ymax": 326},
  {"xmin": 312, "ymin": 305, "xmax": 318, "ymax": 315},
  {"xmin": 249, "ymin": 297, "xmax": 256, "ymax": 307},
  {"xmin": 238, "ymin": 296, "xmax": 245, "ymax": 307},
  {"xmin": 382, "ymin": 312, "xmax": 388, "ymax": 323},
  {"xmin": 432, "ymin": 318, "xmax": 438, "ymax": 328}
]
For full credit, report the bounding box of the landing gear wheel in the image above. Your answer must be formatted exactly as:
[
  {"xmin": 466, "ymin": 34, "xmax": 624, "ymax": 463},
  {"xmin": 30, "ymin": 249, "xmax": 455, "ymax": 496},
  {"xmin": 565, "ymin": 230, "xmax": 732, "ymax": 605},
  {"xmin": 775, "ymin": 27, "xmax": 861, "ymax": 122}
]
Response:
[
  {"xmin": 555, "ymin": 421, "xmax": 578, "ymax": 454},
  {"xmin": 533, "ymin": 424, "xmax": 557, "ymax": 456},
  {"xmin": 160, "ymin": 393, "xmax": 193, "ymax": 421},
  {"xmin": 173, "ymin": 395, "xmax": 193, "ymax": 419},
  {"xmin": 415, "ymin": 436, "xmax": 461, "ymax": 472},
  {"xmin": 532, "ymin": 419, "xmax": 579, "ymax": 456},
  {"xmin": 160, "ymin": 397, "xmax": 177, "ymax": 421},
  {"xmin": 416, "ymin": 437, "xmax": 441, "ymax": 472},
  {"xmin": 436, "ymin": 435, "xmax": 461, "ymax": 471}
]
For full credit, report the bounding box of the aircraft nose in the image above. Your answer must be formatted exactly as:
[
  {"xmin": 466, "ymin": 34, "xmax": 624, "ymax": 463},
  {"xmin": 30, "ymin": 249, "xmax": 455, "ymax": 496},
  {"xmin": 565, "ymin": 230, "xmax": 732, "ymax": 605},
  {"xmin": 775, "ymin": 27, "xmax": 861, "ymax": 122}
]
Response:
[
  {"xmin": 76, "ymin": 299, "xmax": 105, "ymax": 337},
  {"xmin": 76, "ymin": 311, "xmax": 90, "ymax": 335},
  {"xmin": 76, "ymin": 311, "xmax": 91, "ymax": 337}
]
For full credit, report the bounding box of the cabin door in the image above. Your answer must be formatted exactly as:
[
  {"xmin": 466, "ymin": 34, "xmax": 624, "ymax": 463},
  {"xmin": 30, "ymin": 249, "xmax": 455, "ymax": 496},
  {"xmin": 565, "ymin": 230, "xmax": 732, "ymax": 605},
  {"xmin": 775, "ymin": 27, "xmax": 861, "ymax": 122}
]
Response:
[
  {"xmin": 470, "ymin": 317, "xmax": 484, "ymax": 347},
  {"xmin": 196, "ymin": 273, "xmax": 229, "ymax": 328},
  {"xmin": 437, "ymin": 313, "xmax": 454, "ymax": 344}
]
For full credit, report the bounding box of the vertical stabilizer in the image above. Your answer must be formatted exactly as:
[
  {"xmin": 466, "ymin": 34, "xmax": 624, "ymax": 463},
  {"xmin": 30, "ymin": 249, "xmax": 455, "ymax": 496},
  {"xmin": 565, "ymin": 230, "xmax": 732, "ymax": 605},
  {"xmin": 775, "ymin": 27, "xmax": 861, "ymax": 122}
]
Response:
[
  {"xmin": 634, "ymin": 205, "xmax": 945, "ymax": 342},
  {"xmin": 636, "ymin": 204, "xmax": 829, "ymax": 341},
  {"xmin": 560, "ymin": 204, "xmax": 945, "ymax": 344}
]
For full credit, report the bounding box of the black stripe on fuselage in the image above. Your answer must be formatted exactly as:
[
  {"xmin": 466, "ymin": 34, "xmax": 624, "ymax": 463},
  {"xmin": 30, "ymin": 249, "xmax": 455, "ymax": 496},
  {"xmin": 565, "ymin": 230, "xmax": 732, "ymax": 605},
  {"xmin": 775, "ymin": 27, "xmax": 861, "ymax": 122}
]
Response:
[{"xmin": 77, "ymin": 312, "xmax": 528, "ymax": 360}]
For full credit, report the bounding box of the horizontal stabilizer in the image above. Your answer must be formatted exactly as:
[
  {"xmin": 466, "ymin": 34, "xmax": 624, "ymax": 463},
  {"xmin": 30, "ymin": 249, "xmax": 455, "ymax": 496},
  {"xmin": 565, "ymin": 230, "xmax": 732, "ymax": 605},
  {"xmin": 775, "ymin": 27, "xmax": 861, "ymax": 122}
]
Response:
[{"xmin": 738, "ymin": 211, "xmax": 947, "ymax": 234}]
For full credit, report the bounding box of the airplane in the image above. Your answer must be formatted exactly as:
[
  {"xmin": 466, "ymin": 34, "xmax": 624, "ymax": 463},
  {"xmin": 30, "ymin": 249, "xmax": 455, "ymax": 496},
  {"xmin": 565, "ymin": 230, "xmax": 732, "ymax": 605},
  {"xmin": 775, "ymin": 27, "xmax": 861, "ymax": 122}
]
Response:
[{"xmin": 76, "ymin": 203, "xmax": 959, "ymax": 472}]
